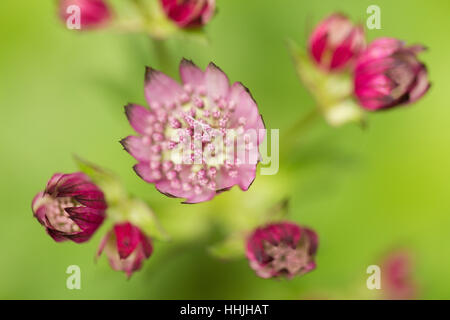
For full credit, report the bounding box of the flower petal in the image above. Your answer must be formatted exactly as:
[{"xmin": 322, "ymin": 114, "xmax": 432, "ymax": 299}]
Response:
[
  {"xmin": 180, "ymin": 58, "xmax": 205, "ymax": 89},
  {"xmin": 114, "ymin": 222, "xmax": 141, "ymax": 260},
  {"xmin": 124, "ymin": 104, "xmax": 154, "ymax": 135},
  {"xmin": 205, "ymin": 62, "xmax": 230, "ymax": 100},
  {"xmin": 133, "ymin": 162, "xmax": 162, "ymax": 183},
  {"xmin": 65, "ymin": 206, "xmax": 105, "ymax": 231},
  {"xmin": 120, "ymin": 136, "xmax": 152, "ymax": 162},
  {"xmin": 144, "ymin": 67, "xmax": 184, "ymax": 109}
]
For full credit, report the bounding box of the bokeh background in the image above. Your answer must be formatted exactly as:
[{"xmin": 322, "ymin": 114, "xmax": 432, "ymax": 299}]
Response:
[{"xmin": 1, "ymin": 0, "xmax": 449, "ymax": 299}]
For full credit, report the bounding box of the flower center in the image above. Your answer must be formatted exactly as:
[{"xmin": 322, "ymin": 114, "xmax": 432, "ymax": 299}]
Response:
[
  {"xmin": 143, "ymin": 85, "xmax": 254, "ymax": 194},
  {"xmin": 263, "ymin": 241, "xmax": 311, "ymax": 276},
  {"xmin": 43, "ymin": 195, "xmax": 81, "ymax": 234}
]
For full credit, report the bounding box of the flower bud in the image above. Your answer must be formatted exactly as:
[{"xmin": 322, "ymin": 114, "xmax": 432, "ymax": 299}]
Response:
[
  {"xmin": 246, "ymin": 222, "xmax": 318, "ymax": 279},
  {"xmin": 309, "ymin": 13, "xmax": 365, "ymax": 71},
  {"xmin": 97, "ymin": 222, "xmax": 153, "ymax": 278},
  {"xmin": 354, "ymin": 38, "xmax": 430, "ymax": 110},
  {"xmin": 381, "ymin": 250, "xmax": 417, "ymax": 300},
  {"xmin": 59, "ymin": 0, "xmax": 111, "ymax": 30},
  {"xmin": 32, "ymin": 172, "xmax": 107, "ymax": 243},
  {"xmin": 160, "ymin": 0, "xmax": 215, "ymax": 28}
]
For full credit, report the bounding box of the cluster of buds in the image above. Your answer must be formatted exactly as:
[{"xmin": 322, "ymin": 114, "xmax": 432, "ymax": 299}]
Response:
[
  {"xmin": 43, "ymin": 7, "xmax": 432, "ymax": 284},
  {"xmin": 32, "ymin": 171, "xmax": 154, "ymax": 277},
  {"xmin": 57, "ymin": 0, "xmax": 216, "ymax": 32},
  {"xmin": 298, "ymin": 13, "xmax": 430, "ymax": 126}
]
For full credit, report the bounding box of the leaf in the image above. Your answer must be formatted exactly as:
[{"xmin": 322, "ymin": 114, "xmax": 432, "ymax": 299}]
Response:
[
  {"xmin": 74, "ymin": 156, "xmax": 170, "ymax": 242},
  {"xmin": 325, "ymin": 99, "xmax": 366, "ymax": 127},
  {"xmin": 287, "ymin": 39, "xmax": 365, "ymax": 127},
  {"xmin": 208, "ymin": 233, "xmax": 246, "ymax": 260},
  {"xmin": 127, "ymin": 198, "xmax": 171, "ymax": 241},
  {"xmin": 74, "ymin": 155, "xmax": 125, "ymax": 205}
]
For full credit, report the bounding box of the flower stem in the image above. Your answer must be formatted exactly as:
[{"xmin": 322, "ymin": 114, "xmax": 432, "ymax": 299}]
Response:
[
  {"xmin": 280, "ymin": 108, "xmax": 320, "ymax": 162},
  {"xmin": 152, "ymin": 38, "xmax": 172, "ymax": 73}
]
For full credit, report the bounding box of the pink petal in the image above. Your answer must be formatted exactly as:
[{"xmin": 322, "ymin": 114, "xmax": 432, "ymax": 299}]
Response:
[
  {"xmin": 65, "ymin": 206, "xmax": 105, "ymax": 231},
  {"xmin": 201, "ymin": 0, "xmax": 216, "ymax": 24},
  {"xmin": 97, "ymin": 231, "xmax": 112, "ymax": 258},
  {"xmin": 120, "ymin": 136, "xmax": 152, "ymax": 162},
  {"xmin": 124, "ymin": 104, "xmax": 154, "ymax": 135},
  {"xmin": 180, "ymin": 58, "xmax": 205, "ymax": 89},
  {"xmin": 45, "ymin": 173, "xmax": 64, "ymax": 195},
  {"xmin": 133, "ymin": 162, "xmax": 162, "ymax": 183},
  {"xmin": 74, "ymin": 191, "xmax": 107, "ymax": 210},
  {"xmin": 228, "ymin": 82, "xmax": 260, "ymax": 128},
  {"xmin": 408, "ymin": 67, "xmax": 430, "ymax": 103},
  {"xmin": 114, "ymin": 222, "xmax": 140, "ymax": 260},
  {"xmin": 139, "ymin": 232, "xmax": 153, "ymax": 258},
  {"xmin": 303, "ymin": 228, "xmax": 319, "ymax": 255},
  {"xmin": 144, "ymin": 67, "xmax": 184, "ymax": 109},
  {"xmin": 237, "ymin": 164, "xmax": 257, "ymax": 191},
  {"xmin": 205, "ymin": 62, "xmax": 230, "ymax": 100}
]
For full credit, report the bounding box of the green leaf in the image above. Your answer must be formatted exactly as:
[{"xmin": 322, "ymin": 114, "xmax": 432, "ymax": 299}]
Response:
[
  {"xmin": 127, "ymin": 198, "xmax": 171, "ymax": 241},
  {"xmin": 208, "ymin": 233, "xmax": 246, "ymax": 260},
  {"xmin": 74, "ymin": 156, "xmax": 170, "ymax": 241},
  {"xmin": 287, "ymin": 39, "xmax": 365, "ymax": 127},
  {"xmin": 74, "ymin": 155, "xmax": 125, "ymax": 205}
]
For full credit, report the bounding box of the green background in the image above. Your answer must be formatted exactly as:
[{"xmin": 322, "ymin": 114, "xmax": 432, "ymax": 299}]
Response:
[{"xmin": 1, "ymin": 0, "xmax": 449, "ymax": 299}]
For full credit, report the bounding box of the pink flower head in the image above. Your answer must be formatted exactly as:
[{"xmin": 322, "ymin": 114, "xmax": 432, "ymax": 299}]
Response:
[
  {"xmin": 354, "ymin": 38, "xmax": 430, "ymax": 111},
  {"xmin": 246, "ymin": 222, "xmax": 318, "ymax": 279},
  {"xmin": 160, "ymin": 0, "xmax": 215, "ymax": 28},
  {"xmin": 59, "ymin": 0, "xmax": 111, "ymax": 30},
  {"xmin": 309, "ymin": 13, "xmax": 366, "ymax": 71},
  {"xmin": 381, "ymin": 250, "xmax": 417, "ymax": 300},
  {"xmin": 32, "ymin": 172, "xmax": 107, "ymax": 243},
  {"xmin": 97, "ymin": 222, "xmax": 153, "ymax": 278},
  {"xmin": 121, "ymin": 59, "xmax": 265, "ymax": 204}
]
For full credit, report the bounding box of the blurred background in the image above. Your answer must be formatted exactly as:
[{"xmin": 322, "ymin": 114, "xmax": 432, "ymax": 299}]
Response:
[{"xmin": 1, "ymin": 0, "xmax": 449, "ymax": 299}]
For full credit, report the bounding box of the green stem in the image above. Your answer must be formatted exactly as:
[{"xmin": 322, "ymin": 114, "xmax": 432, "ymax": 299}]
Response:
[
  {"xmin": 152, "ymin": 38, "xmax": 172, "ymax": 73},
  {"xmin": 280, "ymin": 107, "xmax": 320, "ymax": 162}
]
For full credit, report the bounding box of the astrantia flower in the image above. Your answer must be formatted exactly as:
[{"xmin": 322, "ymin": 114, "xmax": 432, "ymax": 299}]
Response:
[
  {"xmin": 160, "ymin": 0, "xmax": 215, "ymax": 28},
  {"xmin": 354, "ymin": 38, "xmax": 430, "ymax": 110},
  {"xmin": 121, "ymin": 59, "xmax": 265, "ymax": 203},
  {"xmin": 246, "ymin": 222, "xmax": 318, "ymax": 279},
  {"xmin": 32, "ymin": 172, "xmax": 107, "ymax": 243},
  {"xmin": 309, "ymin": 13, "xmax": 365, "ymax": 71},
  {"xmin": 381, "ymin": 250, "xmax": 417, "ymax": 300},
  {"xmin": 97, "ymin": 222, "xmax": 153, "ymax": 278},
  {"xmin": 59, "ymin": 0, "xmax": 111, "ymax": 30}
]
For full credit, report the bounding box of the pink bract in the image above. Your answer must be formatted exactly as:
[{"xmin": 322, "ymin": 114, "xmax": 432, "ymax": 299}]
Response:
[
  {"xmin": 97, "ymin": 222, "xmax": 153, "ymax": 278},
  {"xmin": 246, "ymin": 222, "xmax": 318, "ymax": 279},
  {"xmin": 32, "ymin": 172, "xmax": 107, "ymax": 243},
  {"xmin": 122, "ymin": 59, "xmax": 265, "ymax": 204},
  {"xmin": 59, "ymin": 0, "xmax": 111, "ymax": 30},
  {"xmin": 160, "ymin": 0, "xmax": 215, "ymax": 28},
  {"xmin": 309, "ymin": 13, "xmax": 366, "ymax": 71},
  {"xmin": 354, "ymin": 37, "xmax": 430, "ymax": 110},
  {"xmin": 381, "ymin": 250, "xmax": 418, "ymax": 300}
]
